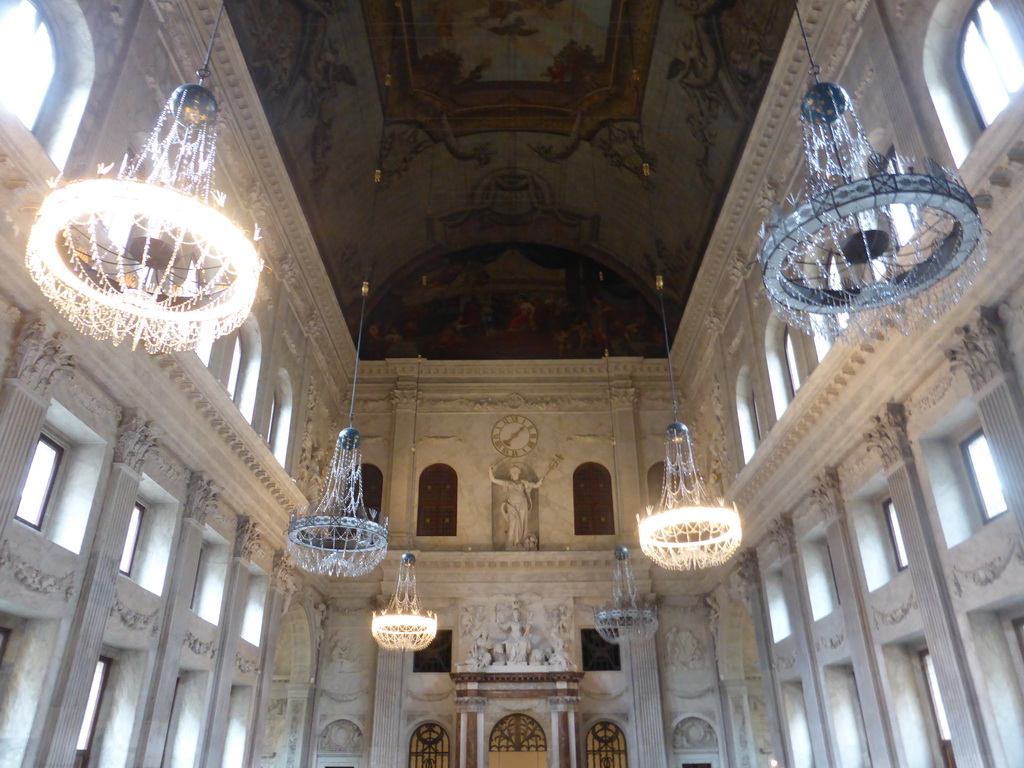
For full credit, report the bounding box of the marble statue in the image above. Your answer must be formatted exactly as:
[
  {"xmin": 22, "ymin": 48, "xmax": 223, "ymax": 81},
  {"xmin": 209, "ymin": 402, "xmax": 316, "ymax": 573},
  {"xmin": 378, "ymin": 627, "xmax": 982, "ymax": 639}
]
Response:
[
  {"xmin": 547, "ymin": 635, "xmax": 572, "ymax": 668},
  {"xmin": 489, "ymin": 464, "xmax": 543, "ymax": 549},
  {"xmin": 500, "ymin": 600, "xmax": 532, "ymax": 663}
]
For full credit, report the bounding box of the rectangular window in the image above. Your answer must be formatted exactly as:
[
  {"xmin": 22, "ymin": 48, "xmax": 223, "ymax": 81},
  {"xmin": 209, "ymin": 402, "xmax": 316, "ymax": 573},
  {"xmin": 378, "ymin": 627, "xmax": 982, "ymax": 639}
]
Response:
[
  {"xmin": 962, "ymin": 431, "xmax": 1007, "ymax": 520},
  {"xmin": 581, "ymin": 628, "xmax": 621, "ymax": 671},
  {"xmin": 413, "ymin": 630, "xmax": 453, "ymax": 673},
  {"xmin": 919, "ymin": 650, "xmax": 956, "ymax": 768},
  {"xmin": 883, "ymin": 499, "xmax": 910, "ymax": 570},
  {"xmin": 1014, "ymin": 617, "xmax": 1024, "ymax": 664},
  {"xmin": 0, "ymin": 626, "xmax": 10, "ymax": 666},
  {"xmin": 15, "ymin": 434, "xmax": 62, "ymax": 528},
  {"xmin": 190, "ymin": 544, "xmax": 208, "ymax": 612},
  {"xmin": 75, "ymin": 657, "xmax": 111, "ymax": 768},
  {"xmin": 119, "ymin": 502, "xmax": 145, "ymax": 576}
]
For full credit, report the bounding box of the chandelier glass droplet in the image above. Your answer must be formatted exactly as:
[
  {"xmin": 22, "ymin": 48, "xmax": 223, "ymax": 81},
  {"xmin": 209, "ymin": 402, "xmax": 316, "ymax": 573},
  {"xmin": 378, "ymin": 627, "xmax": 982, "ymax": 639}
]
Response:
[
  {"xmin": 758, "ymin": 17, "xmax": 984, "ymax": 341},
  {"xmin": 288, "ymin": 427, "xmax": 389, "ymax": 578},
  {"xmin": 26, "ymin": 67, "xmax": 261, "ymax": 353},
  {"xmin": 594, "ymin": 547, "xmax": 658, "ymax": 644},
  {"xmin": 639, "ymin": 422, "xmax": 742, "ymax": 570},
  {"xmin": 372, "ymin": 553, "xmax": 438, "ymax": 652}
]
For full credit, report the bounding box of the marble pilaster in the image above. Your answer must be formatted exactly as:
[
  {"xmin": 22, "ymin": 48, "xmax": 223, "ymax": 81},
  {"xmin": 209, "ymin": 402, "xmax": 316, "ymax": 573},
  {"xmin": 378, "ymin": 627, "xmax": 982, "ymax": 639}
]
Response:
[
  {"xmin": 388, "ymin": 379, "xmax": 420, "ymax": 546},
  {"xmin": 627, "ymin": 634, "xmax": 667, "ymax": 768},
  {"xmin": 609, "ymin": 385, "xmax": 644, "ymax": 535},
  {"xmin": 865, "ymin": 403, "xmax": 995, "ymax": 768},
  {"xmin": 368, "ymin": 648, "xmax": 405, "ymax": 767}
]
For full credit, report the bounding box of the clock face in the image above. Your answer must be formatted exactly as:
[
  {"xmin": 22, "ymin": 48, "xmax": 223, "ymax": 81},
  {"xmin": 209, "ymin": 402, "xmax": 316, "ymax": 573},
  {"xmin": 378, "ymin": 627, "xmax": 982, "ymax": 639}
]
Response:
[{"xmin": 491, "ymin": 415, "xmax": 539, "ymax": 457}]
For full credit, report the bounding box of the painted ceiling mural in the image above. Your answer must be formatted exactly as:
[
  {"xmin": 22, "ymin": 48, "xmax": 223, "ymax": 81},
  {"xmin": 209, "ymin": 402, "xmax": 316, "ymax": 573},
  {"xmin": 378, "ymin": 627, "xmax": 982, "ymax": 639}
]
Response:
[
  {"xmin": 227, "ymin": 0, "xmax": 791, "ymax": 360},
  {"xmin": 361, "ymin": 244, "xmax": 675, "ymax": 360}
]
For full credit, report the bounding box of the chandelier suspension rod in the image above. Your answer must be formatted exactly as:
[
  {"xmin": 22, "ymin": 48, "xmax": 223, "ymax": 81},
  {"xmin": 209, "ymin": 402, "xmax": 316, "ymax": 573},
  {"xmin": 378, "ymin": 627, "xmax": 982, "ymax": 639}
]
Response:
[
  {"xmin": 655, "ymin": 276, "xmax": 679, "ymax": 421},
  {"xmin": 196, "ymin": 1, "xmax": 227, "ymax": 84},
  {"xmin": 348, "ymin": 282, "xmax": 369, "ymax": 428}
]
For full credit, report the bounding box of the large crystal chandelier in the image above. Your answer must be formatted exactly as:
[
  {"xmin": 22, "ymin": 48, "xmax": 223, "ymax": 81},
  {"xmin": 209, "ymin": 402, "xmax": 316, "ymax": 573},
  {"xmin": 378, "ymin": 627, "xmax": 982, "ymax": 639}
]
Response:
[
  {"xmin": 287, "ymin": 283, "xmax": 388, "ymax": 577},
  {"xmin": 372, "ymin": 553, "xmax": 438, "ymax": 652},
  {"xmin": 758, "ymin": 6, "xmax": 984, "ymax": 341},
  {"xmin": 25, "ymin": 4, "xmax": 261, "ymax": 353},
  {"xmin": 594, "ymin": 547, "xmax": 658, "ymax": 644},
  {"xmin": 638, "ymin": 276, "xmax": 742, "ymax": 570}
]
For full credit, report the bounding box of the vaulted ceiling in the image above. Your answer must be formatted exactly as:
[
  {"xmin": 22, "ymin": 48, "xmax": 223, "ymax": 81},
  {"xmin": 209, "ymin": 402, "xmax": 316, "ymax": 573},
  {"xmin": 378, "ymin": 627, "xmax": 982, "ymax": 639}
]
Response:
[{"xmin": 228, "ymin": 0, "xmax": 793, "ymax": 359}]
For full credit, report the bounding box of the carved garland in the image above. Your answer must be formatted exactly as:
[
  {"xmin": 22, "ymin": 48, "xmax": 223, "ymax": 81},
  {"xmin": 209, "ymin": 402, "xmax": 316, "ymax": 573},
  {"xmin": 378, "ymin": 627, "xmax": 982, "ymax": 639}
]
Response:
[{"xmin": 0, "ymin": 539, "xmax": 75, "ymax": 601}]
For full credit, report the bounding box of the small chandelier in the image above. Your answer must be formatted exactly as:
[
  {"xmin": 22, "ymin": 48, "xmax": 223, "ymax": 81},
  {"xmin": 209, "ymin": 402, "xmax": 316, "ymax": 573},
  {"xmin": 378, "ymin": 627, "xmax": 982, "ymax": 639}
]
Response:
[
  {"xmin": 594, "ymin": 547, "xmax": 658, "ymax": 644},
  {"xmin": 638, "ymin": 276, "xmax": 742, "ymax": 570},
  {"xmin": 758, "ymin": 6, "xmax": 984, "ymax": 341},
  {"xmin": 287, "ymin": 283, "xmax": 388, "ymax": 577},
  {"xmin": 25, "ymin": 4, "xmax": 261, "ymax": 354},
  {"xmin": 372, "ymin": 553, "xmax": 437, "ymax": 652}
]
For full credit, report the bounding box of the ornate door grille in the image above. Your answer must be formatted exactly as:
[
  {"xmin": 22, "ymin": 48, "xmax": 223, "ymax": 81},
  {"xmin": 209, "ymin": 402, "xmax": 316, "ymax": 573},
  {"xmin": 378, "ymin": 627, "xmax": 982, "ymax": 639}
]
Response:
[
  {"xmin": 585, "ymin": 721, "xmax": 628, "ymax": 768},
  {"xmin": 409, "ymin": 722, "xmax": 450, "ymax": 768},
  {"xmin": 488, "ymin": 713, "xmax": 547, "ymax": 752}
]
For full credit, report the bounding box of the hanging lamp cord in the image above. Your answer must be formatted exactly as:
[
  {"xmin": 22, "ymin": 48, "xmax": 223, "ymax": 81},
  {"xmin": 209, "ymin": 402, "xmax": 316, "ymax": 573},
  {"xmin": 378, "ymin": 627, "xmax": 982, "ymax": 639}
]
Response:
[
  {"xmin": 794, "ymin": 3, "xmax": 820, "ymax": 83},
  {"xmin": 656, "ymin": 276, "xmax": 679, "ymax": 422},
  {"xmin": 348, "ymin": 281, "xmax": 369, "ymax": 428},
  {"xmin": 196, "ymin": 1, "xmax": 227, "ymax": 84}
]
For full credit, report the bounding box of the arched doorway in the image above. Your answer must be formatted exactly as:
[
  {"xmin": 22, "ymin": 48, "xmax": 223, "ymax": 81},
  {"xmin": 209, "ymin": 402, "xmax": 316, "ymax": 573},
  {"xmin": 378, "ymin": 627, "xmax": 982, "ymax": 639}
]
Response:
[{"xmin": 488, "ymin": 713, "xmax": 547, "ymax": 768}]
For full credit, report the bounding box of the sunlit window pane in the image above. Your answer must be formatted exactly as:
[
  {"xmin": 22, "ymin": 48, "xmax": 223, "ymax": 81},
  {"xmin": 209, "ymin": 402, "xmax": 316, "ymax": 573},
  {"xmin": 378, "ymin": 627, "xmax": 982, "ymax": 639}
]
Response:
[
  {"xmin": 119, "ymin": 503, "xmax": 144, "ymax": 575},
  {"xmin": 77, "ymin": 658, "xmax": 109, "ymax": 751},
  {"xmin": 921, "ymin": 651, "xmax": 952, "ymax": 741},
  {"xmin": 962, "ymin": 1, "xmax": 1024, "ymax": 126},
  {"xmin": 964, "ymin": 432, "xmax": 1007, "ymax": 519},
  {"xmin": 15, "ymin": 435, "xmax": 61, "ymax": 528},
  {"xmin": 784, "ymin": 328, "xmax": 801, "ymax": 393},
  {"xmin": 226, "ymin": 336, "xmax": 241, "ymax": 399},
  {"xmin": 884, "ymin": 499, "xmax": 909, "ymax": 570},
  {"xmin": 0, "ymin": 1, "xmax": 54, "ymax": 130}
]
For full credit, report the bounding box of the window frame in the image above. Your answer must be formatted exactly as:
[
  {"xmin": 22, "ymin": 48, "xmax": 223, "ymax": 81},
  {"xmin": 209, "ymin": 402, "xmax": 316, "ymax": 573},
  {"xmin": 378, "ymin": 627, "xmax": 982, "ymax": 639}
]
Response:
[
  {"xmin": 959, "ymin": 0, "xmax": 1024, "ymax": 129},
  {"xmin": 0, "ymin": 626, "xmax": 10, "ymax": 667},
  {"xmin": 572, "ymin": 462, "xmax": 615, "ymax": 535},
  {"xmin": 882, "ymin": 498, "xmax": 910, "ymax": 571},
  {"xmin": 15, "ymin": 432, "xmax": 64, "ymax": 530},
  {"xmin": 75, "ymin": 656, "xmax": 112, "ymax": 768},
  {"xmin": 960, "ymin": 430, "xmax": 1008, "ymax": 522},
  {"xmin": 118, "ymin": 501, "xmax": 145, "ymax": 576},
  {"xmin": 918, "ymin": 650, "xmax": 956, "ymax": 768},
  {"xmin": 416, "ymin": 464, "xmax": 458, "ymax": 537},
  {"xmin": 190, "ymin": 542, "xmax": 208, "ymax": 612}
]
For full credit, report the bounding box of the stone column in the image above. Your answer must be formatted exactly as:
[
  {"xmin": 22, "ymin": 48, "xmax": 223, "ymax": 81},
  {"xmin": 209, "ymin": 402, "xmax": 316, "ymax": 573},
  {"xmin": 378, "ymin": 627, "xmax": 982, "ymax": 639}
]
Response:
[
  {"xmin": 811, "ymin": 469, "xmax": 900, "ymax": 768},
  {"xmin": 246, "ymin": 551, "xmax": 298, "ymax": 768},
  {"xmin": 454, "ymin": 695, "xmax": 485, "ymax": 768},
  {"xmin": 368, "ymin": 648, "xmax": 405, "ymax": 767},
  {"xmin": 609, "ymin": 385, "xmax": 644, "ymax": 536},
  {"xmin": 865, "ymin": 404, "xmax": 995, "ymax": 768},
  {"xmin": 945, "ymin": 307, "xmax": 1024, "ymax": 539},
  {"xmin": 388, "ymin": 373, "xmax": 420, "ymax": 545},
  {"xmin": 34, "ymin": 410, "xmax": 159, "ymax": 768},
  {"xmin": 196, "ymin": 516, "xmax": 262, "ymax": 768},
  {"xmin": 627, "ymin": 633, "xmax": 668, "ymax": 768},
  {"xmin": 134, "ymin": 472, "xmax": 219, "ymax": 767},
  {"xmin": 0, "ymin": 316, "xmax": 76, "ymax": 539},
  {"xmin": 735, "ymin": 551, "xmax": 789, "ymax": 766},
  {"xmin": 762, "ymin": 516, "xmax": 835, "ymax": 768},
  {"xmin": 548, "ymin": 696, "xmax": 579, "ymax": 768}
]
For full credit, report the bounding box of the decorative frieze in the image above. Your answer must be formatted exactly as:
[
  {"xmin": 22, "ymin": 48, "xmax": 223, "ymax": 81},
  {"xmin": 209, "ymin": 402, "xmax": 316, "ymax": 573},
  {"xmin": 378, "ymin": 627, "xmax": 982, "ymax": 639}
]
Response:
[
  {"xmin": 183, "ymin": 630, "xmax": 217, "ymax": 659},
  {"xmin": 945, "ymin": 306, "xmax": 1012, "ymax": 392},
  {"xmin": 114, "ymin": 409, "xmax": 160, "ymax": 472},
  {"xmin": 109, "ymin": 593, "xmax": 160, "ymax": 636},
  {"xmin": 5, "ymin": 316, "xmax": 76, "ymax": 398},
  {"xmin": 950, "ymin": 538, "xmax": 1024, "ymax": 597},
  {"xmin": 0, "ymin": 539, "xmax": 75, "ymax": 601},
  {"xmin": 235, "ymin": 652, "xmax": 260, "ymax": 675},
  {"xmin": 871, "ymin": 591, "xmax": 918, "ymax": 630}
]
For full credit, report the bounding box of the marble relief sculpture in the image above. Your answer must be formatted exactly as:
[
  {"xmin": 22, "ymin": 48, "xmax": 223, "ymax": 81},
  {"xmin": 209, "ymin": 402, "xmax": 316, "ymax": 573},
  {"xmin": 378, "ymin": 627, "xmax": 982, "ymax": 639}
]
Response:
[
  {"xmin": 458, "ymin": 596, "xmax": 574, "ymax": 671},
  {"xmin": 489, "ymin": 465, "xmax": 543, "ymax": 549}
]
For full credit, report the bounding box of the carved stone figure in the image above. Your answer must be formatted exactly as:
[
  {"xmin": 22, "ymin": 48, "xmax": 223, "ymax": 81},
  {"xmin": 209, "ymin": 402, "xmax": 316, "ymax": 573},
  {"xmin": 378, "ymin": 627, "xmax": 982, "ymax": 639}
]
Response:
[
  {"xmin": 500, "ymin": 600, "xmax": 532, "ymax": 663},
  {"xmin": 547, "ymin": 635, "xmax": 573, "ymax": 669},
  {"xmin": 489, "ymin": 465, "xmax": 543, "ymax": 549},
  {"xmin": 465, "ymin": 632, "xmax": 492, "ymax": 670},
  {"xmin": 318, "ymin": 718, "xmax": 363, "ymax": 753}
]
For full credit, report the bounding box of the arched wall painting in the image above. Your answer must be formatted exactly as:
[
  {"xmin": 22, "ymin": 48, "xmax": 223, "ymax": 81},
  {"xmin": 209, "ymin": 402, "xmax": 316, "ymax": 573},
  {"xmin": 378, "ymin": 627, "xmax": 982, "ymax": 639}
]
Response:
[{"xmin": 362, "ymin": 244, "xmax": 671, "ymax": 360}]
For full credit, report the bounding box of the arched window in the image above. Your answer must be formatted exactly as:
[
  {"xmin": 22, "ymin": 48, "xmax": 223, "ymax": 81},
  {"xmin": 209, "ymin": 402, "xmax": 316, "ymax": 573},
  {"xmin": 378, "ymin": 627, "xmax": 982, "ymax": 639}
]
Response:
[
  {"xmin": 0, "ymin": 0, "xmax": 93, "ymax": 167},
  {"xmin": 736, "ymin": 365, "xmax": 760, "ymax": 464},
  {"xmin": 269, "ymin": 369, "xmax": 293, "ymax": 465},
  {"xmin": 646, "ymin": 461, "xmax": 665, "ymax": 508},
  {"xmin": 417, "ymin": 464, "xmax": 457, "ymax": 536},
  {"xmin": 409, "ymin": 723, "xmax": 450, "ymax": 768},
  {"xmin": 585, "ymin": 721, "xmax": 628, "ymax": 768},
  {"xmin": 961, "ymin": 1, "xmax": 1024, "ymax": 127},
  {"xmin": 224, "ymin": 315, "xmax": 262, "ymax": 423},
  {"xmin": 573, "ymin": 462, "xmax": 614, "ymax": 535},
  {"xmin": 363, "ymin": 464, "xmax": 384, "ymax": 514},
  {"xmin": 489, "ymin": 714, "xmax": 547, "ymax": 752},
  {"xmin": 765, "ymin": 316, "xmax": 793, "ymax": 419}
]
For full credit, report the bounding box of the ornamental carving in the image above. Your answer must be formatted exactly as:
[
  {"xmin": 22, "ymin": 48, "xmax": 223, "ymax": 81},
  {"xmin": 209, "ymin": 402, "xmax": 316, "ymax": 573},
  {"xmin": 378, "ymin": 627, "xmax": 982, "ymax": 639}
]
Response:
[
  {"xmin": 945, "ymin": 306, "xmax": 1013, "ymax": 392},
  {"xmin": 815, "ymin": 632, "xmax": 845, "ymax": 653},
  {"xmin": 5, "ymin": 316, "xmax": 77, "ymax": 398},
  {"xmin": 235, "ymin": 653, "xmax": 260, "ymax": 675},
  {"xmin": 184, "ymin": 471, "xmax": 219, "ymax": 526},
  {"xmin": 864, "ymin": 403, "xmax": 911, "ymax": 470},
  {"xmin": 950, "ymin": 538, "xmax": 1024, "ymax": 597},
  {"xmin": 810, "ymin": 468, "xmax": 844, "ymax": 523},
  {"xmin": 871, "ymin": 591, "xmax": 918, "ymax": 630},
  {"xmin": 672, "ymin": 717, "xmax": 718, "ymax": 750},
  {"xmin": 734, "ymin": 550, "xmax": 760, "ymax": 587},
  {"xmin": 183, "ymin": 630, "xmax": 216, "ymax": 658},
  {"xmin": 0, "ymin": 539, "xmax": 75, "ymax": 601},
  {"xmin": 114, "ymin": 409, "xmax": 160, "ymax": 472},
  {"xmin": 235, "ymin": 516, "xmax": 263, "ymax": 561},
  {"xmin": 272, "ymin": 550, "xmax": 299, "ymax": 611},
  {"xmin": 109, "ymin": 593, "xmax": 160, "ymax": 637},
  {"xmin": 764, "ymin": 515, "xmax": 795, "ymax": 553},
  {"xmin": 317, "ymin": 719, "xmax": 363, "ymax": 753}
]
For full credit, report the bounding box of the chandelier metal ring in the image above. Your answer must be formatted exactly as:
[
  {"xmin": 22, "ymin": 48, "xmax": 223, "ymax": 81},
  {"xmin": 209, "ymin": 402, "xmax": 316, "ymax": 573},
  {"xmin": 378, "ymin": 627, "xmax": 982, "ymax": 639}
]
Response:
[{"xmin": 760, "ymin": 172, "xmax": 982, "ymax": 314}]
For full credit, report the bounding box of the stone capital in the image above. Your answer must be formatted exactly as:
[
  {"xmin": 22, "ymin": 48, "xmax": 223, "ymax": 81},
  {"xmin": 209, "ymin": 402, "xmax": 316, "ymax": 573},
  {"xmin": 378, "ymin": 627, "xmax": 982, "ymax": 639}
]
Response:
[
  {"xmin": 114, "ymin": 409, "xmax": 160, "ymax": 472},
  {"xmin": 5, "ymin": 316, "xmax": 77, "ymax": 399},
  {"xmin": 810, "ymin": 467, "xmax": 845, "ymax": 524},
  {"xmin": 235, "ymin": 516, "xmax": 263, "ymax": 561},
  {"xmin": 945, "ymin": 306, "xmax": 1013, "ymax": 392},
  {"xmin": 734, "ymin": 550, "xmax": 760, "ymax": 587},
  {"xmin": 272, "ymin": 550, "xmax": 299, "ymax": 610},
  {"xmin": 184, "ymin": 471, "xmax": 219, "ymax": 526},
  {"xmin": 390, "ymin": 388, "xmax": 418, "ymax": 411},
  {"xmin": 764, "ymin": 515, "xmax": 796, "ymax": 554},
  {"xmin": 455, "ymin": 696, "xmax": 487, "ymax": 713},
  {"xmin": 609, "ymin": 387, "xmax": 638, "ymax": 409},
  {"xmin": 864, "ymin": 402, "xmax": 912, "ymax": 470}
]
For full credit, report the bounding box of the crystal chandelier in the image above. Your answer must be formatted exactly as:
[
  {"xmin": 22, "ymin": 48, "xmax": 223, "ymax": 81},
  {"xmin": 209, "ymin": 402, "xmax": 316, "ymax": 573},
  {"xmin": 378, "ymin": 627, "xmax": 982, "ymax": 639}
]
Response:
[
  {"xmin": 594, "ymin": 547, "xmax": 658, "ymax": 644},
  {"xmin": 758, "ymin": 6, "xmax": 984, "ymax": 341},
  {"xmin": 25, "ymin": 4, "xmax": 261, "ymax": 354},
  {"xmin": 372, "ymin": 553, "xmax": 438, "ymax": 652},
  {"xmin": 287, "ymin": 282, "xmax": 388, "ymax": 577},
  {"xmin": 637, "ymin": 276, "xmax": 742, "ymax": 570}
]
